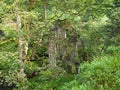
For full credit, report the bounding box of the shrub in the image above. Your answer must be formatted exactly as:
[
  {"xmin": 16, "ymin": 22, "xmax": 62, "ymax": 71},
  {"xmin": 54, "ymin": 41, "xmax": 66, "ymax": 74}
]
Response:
[
  {"xmin": 57, "ymin": 52, "xmax": 120, "ymax": 90},
  {"xmin": 0, "ymin": 52, "xmax": 19, "ymax": 87}
]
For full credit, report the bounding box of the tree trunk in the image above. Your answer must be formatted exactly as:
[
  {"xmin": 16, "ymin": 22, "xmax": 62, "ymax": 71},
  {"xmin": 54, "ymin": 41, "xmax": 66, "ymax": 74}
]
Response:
[
  {"xmin": 49, "ymin": 36, "xmax": 57, "ymax": 68},
  {"xmin": 16, "ymin": 1, "xmax": 27, "ymax": 90}
]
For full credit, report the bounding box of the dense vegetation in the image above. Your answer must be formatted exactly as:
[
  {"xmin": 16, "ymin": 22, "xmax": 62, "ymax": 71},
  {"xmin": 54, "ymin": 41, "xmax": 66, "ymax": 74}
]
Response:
[{"xmin": 0, "ymin": 0, "xmax": 120, "ymax": 90}]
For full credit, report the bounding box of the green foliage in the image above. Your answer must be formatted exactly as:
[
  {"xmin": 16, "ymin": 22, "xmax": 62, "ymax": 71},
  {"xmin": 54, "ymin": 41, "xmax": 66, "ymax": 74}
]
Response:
[
  {"xmin": 0, "ymin": 0, "xmax": 120, "ymax": 89},
  {"xmin": 25, "ymin": 68, "xmax": 66, "ymax": 90},
  {"xmin": 24, "ymin": 61, "xmax": 39, "ymax": 75},
  {"xmin": 25, "ymin": 51, "xmax": 120, "ymax": 90},
  {"xmin": 58, "ymin": 52, "xmax": 120, "ymax": 90},
  {"xmin": 0, "ymin": 52, "xmax": 19, "ymax": 87}
]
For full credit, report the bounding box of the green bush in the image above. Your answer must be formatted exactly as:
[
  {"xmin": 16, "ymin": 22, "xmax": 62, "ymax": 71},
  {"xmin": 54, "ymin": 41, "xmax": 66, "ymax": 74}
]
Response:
[
  {"xmin": 57, "ymin": 52, "xmax": 120, "ymax": 90},
  {"xmin": 0, "ymin": 52, "xmax": 19, "ymax": 87},
  {"xmin": 78, "ymin": 53, "xmax": 120, "ymax": 90},
  {"xmin": 25, "ymin": 67, "xmax": 67, "ymax": 90}
]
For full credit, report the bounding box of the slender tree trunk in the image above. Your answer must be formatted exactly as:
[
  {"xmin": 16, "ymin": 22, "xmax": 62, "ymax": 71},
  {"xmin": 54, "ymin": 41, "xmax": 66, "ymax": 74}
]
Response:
[
  {"xmin": 24, "ymin": 20, "xmax": 29, "ymax": 58},
  {"xmin": 16, "ymin": 8, "xmax": 25, "ymax": 79},
  {"xmin": 16, "ymin": 1, "xmax": 27, "ymax": 90}
]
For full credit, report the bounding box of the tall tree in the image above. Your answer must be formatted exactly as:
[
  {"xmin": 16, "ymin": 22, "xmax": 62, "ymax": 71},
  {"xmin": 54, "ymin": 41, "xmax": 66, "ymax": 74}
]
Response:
[{"xmin": 16, "ymin": 1, "xmax": 27, "ymax": 89}]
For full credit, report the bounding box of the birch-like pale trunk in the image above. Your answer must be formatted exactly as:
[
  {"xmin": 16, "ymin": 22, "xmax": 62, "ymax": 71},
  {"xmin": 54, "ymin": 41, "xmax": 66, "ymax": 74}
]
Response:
[
  {"xmin": 24, "ymin": 21, "xmax": 29, "ymax": 57},
  {"xmin": 16, "ymin": 11, "xmax": 25, "ymax": 78},
  {"xmin": 16, "ymin": 2, "xmax": 27, "ymax": 90}
]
